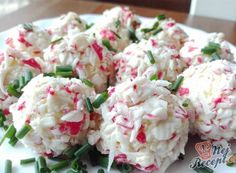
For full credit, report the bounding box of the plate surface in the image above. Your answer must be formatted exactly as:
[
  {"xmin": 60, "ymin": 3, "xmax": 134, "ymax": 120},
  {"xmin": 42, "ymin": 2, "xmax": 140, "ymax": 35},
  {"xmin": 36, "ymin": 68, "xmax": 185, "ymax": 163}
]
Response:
[{"xmin": 0, "ymin": 14, "xmax": 236, "ymax": 173}]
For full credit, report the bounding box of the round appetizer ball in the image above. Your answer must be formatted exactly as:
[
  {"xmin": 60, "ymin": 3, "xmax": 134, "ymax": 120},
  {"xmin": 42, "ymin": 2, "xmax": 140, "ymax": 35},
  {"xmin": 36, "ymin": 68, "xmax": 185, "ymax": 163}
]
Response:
[
  {"xmin": 178, "ymin": 60, "xmax": 236, "ymax": 140},
  {"xmin": 5, "ymin": 23, "xmax": 50, "ymax": 57},
  {"xmin": 97, "ymin": 77, "xmax": 189, "ymax": 172},
  {"xmin": 114, "ymin": 38, "xmax": 185, "ymax": 83},
  {"xmin": 136, "ymin": 16, "xmax": 188, "ymax": 50},
  {"xmin": 10, "ymin": 74, "xmax": 97, "ymax": 157},
  {"xmin": 43, "ymin": 32, "xmax": 115, "ymax": 92},
  {"xmin": 180, "ymin": 32, "xmax": 234, "ymax": 67},
  {"xmin": 87, "ymin": 6, "xmax": 141, "ymax": 52},
  {"xmin": 48, "ymin": 12, "xmax": 87, "ymax": 37}
]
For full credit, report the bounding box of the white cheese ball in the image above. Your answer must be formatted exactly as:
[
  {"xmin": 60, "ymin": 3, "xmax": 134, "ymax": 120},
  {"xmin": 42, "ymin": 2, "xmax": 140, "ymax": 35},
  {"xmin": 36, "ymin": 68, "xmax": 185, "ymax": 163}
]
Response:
[
  {"xmin": 48, "ymin": 12, "xmax": 87, "ymax": 37},
  {"xmin": 180, "ymin": 33, "xmax": 234, "ymax": 67},
  {"xmin": 43, "ymin": 33, "xmax": 115, "ymax": 92},
  {"xmin": 178, "ymin": 60, "xmax": 236, "ymax": 140},
  {"xmin": 97, "ymin": 77, "xmax": 189, "ymax": 172},
  {"xmin": 136, "ymin": 17, "xmax": 188, "ymax": 50},
  {"xmin": 87, "ymin": 6, "xmax": 141, "ymax": 52},
  {"xmin": 114, "ymin": 39, "xmax": 185, "ymax": 83},
  {"xmin": 5, "ymin": 24, "xmax": 50, "ymax": 57},
  {"xmin": 10, "ymin": 75, "xmax": 96, "ymax": 157}
]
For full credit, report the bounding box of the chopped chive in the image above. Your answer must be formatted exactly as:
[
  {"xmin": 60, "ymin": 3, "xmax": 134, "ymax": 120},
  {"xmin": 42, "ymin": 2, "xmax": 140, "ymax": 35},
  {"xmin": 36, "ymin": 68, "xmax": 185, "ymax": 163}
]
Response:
[
  {"xmin": 49, "ymin": 160, "xmax": 69, "ymax": 171},
  {"xmin": 193, "ymin": 166, "xmax": 214, "ymax": 173},
  {"xmin": 5, "ymin": 160, "xmax": 12, "ymax": 173},
  {"xmin": 115, "ymin": 20, "xmax": 121, "ymax": 28},
  {"xmin": 12, "ymin": 79, "xmax": 19, "ymax": 89},
  {"xmin": 8, "ymin": 136, "xmax": 18, "ymax": 146},
  {"xmin": 35, "ymin": 160, "xmax": 39, "ymax": 173},
  {"xmin": 117, "ymin": 163, "xmax": 133, "ymax": 173},
  {"xmin": 85, "ymin": 98, "xmax": 94, "ymax": 113},
  {"xmin": 25, "ymin": 70, "xmax": 33, "ymax": 83},
  {"xmin": 16, "ymin": 124, "xmax": 32, "ymax": 139},
  {"xmin": 63, "ymin": 145, "xmax": 80, "ymax": 158},
  {"xmin": 7, "ymin": 84, "xmax": 22, "ymax": 98},
  {"xmin": 226, "ymin": 161, "xmax": 234, "ymax": 167},
  {"xmin": 23, "ymin": 23, "xmax": 33, "ymax": 31},
  {"xmin": 19, "ymin": 76, "xmax": 26, "ymax": 89},
  {"xmin": 55, "ymin": 65, "xmax": 73, "ymax": 77},
  {"xmin": 210, "ymin": 52, "xmax": 221, "ymax": 62},
  {"xmin": 92, "ymin": 91, "xmax": 109, "ymax": 108},
  {"xmin": 74, "ymin": 142, "xmax": 92, "ymax": 158},
  {"xmin": 37, "ymin": 156, "xmax": 49, "ymax": 173},
  {"xmin": 51, "ymin": 37, "xmax": 63, "ymax": 44},
  {"xmin": 102, "ymin": 39, "xmax": 117, "ymax": 52},
  {"xmin": 150, "ymin": 74, "xmax": 158, "ymax": 81},
  {"xmin": 0, "ymin": 109, "xmax": 6, "ymax": 128},
  {"xmin": 44, "ymin": 72, "xmax": 56, "ymax": 77},
  {"xmin": 147, "ymin": 50, "xmax": 155, "ymax": 64},
  {"xmin": 85, "ymin": 23, "xmax": 94, "ymax": 30},
  {"xmin": 82, "ymin": 79, "xmax": 94, "ymax": 87},
  {"xmin": 97, "ymin": 168, "xmax": 105, "ymax": 173},
  {"xmin": 170, "ymin": 76, "xmax": 184, "ymax": 92},
  {"xmin": 55, "ymin": 71, "xmax": 73, "ymax": 77},
  {"xmin": 201, "ymin": 42, "xmax": 221, "ymax": 55},
  {"xmin": 20, "ymin": 158, "xmax": 35, "ymax": 165},
  {"xmin": 128, "ymin": 29, "xmax": 138, "ymax": 43},
  {"xmin": 182, "ymin": 99, "xmax": 190, "ymax": 107},
  {"xmin": 152, "ymin": 28, "xmax": 163, "ymax": 35},
  {"xmin": 141, "ymin": 21, "xmax": 159, "ymax": 33},
  {"xmin": 111, "ymin": 30, "xmax": 121, "ymax": 39},
  {"xmin": 0, "ymin": 124, "xmax": 16, "ymax": 145},
  {"xmin": 157, "ymin": 14, "xmax": 166, "ymax": 20}
]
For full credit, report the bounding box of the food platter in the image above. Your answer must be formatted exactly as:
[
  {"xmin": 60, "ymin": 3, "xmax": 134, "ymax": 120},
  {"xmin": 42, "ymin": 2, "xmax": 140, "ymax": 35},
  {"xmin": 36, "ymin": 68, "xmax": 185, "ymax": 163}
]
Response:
[{"xmin": 0, "ymin": 14, "xmax": 236, "ymax": 173}]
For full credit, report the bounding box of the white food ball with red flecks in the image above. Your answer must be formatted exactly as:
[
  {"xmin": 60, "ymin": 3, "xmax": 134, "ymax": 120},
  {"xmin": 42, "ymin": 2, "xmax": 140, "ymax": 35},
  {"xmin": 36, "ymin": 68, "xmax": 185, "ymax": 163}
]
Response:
[
  {"xmin": 5, "ymin": 24, "xmax": 50, "ymax": 57},
  {"xmin": 177, "ymin": 60, "xmax": 236, "ymax": 141},
  {"xmin": 136, "ymin": 17, "xmax": 188, "ymax": 50},
  {"xmin": 10, "ymin": 75, "xmax": 97, "ymax": 157},
  {"xmin": 48, "ymin": 12, "xmax": 87, "ymax": 37},
  {"xmin": 114, "ymin": 38, "xmax": 185, "ymax": 83},
  {"xmin": 87, "ymin": 6, "xmax": 141, "ymax": 52},
  {"xmin": 42, "ymin": 32, "xmax": 115, "ymax": 92},
  {"xmin": 96, "ymin": 77, "xmax": 189, "ymax": 172},
  {"xmin": 180, "ymin": 33, "xmax": 234, "ymax": 67}
]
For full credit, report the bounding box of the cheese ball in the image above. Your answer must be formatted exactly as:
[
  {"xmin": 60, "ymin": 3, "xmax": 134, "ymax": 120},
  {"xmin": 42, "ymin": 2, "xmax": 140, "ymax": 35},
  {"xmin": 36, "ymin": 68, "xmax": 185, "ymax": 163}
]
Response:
[
  {"xmin": 43, "ymin": 33, "xmax": 115, "ymax": 92},
  {"xmin": 10, "ymin": 75, "xmax": 96, "ymax": 157},
  {"xmin": 48, "ymin": 12, "xmax": 87, "ymax": 37},
  {"xmin": 97, "ymin": 77, "xmax": 189, "ymax": 172},
  {"xmin": 87, "ymin": 6, "xmax": 141, "ymax": 52},
  {"xmin": 180, "ymin": 33, "xmax": 234, "ymax": 67},
  {"xmin": 136, "ymin": 16, "xmax": 188, "ymax": 50},
  {"xmin": 178, "ymin": 60, "xmax": 236, "ymax": 140},
  {"xmin": 5, "ymin": 23, "xmax": 50, "ymax": 57},
  {"xmin": 114, "ymin": 38, "xmax": 185, "ymax": 83}
]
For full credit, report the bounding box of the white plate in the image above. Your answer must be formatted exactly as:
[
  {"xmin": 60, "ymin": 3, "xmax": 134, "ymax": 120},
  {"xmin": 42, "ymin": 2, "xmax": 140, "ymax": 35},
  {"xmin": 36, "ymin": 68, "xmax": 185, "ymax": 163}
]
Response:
[{"xmin": 0, "ymin": 14, "xmax": 236, "ymax": 173}]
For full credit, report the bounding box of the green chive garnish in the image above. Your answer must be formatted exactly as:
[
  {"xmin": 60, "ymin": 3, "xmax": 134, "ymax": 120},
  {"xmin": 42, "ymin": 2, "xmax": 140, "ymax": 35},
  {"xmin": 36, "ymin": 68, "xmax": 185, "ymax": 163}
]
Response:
[
  {"xmin": 141, "ymin": 21, "xmax": 159, "ymax": 33},
  {"xmin": 85, "ymin": 98, "xmax": 94, "ymax": 113},
  {"xmin": 19, "ymin": 76, "xmax": 25, "ymax": 89},
  {"xmin": 74, "ymin": 142, "xmax": 92, "ymax": 158},
  {"xmin": 20, "ymin": 158, "xmax": 35, "ymax": 165},
  {"xmin": 7, "ymin": 84, "xmax": 21, "ymax": 98},
  {"xmin": 102, "ymin": 39, "xmax": 117, "ymax": 52},
  {"xmin": 85, "ymin": 23, "xmax": 94, "ymax": 30},
  {"xmin": 35, "ymin": 160, "xmax": 39, "ymax": 173},
  {"xmin": 16, "ymin": 124, "xmax": 32, "ymax": 139},
  {"xmin": 147, "ymin": 50, "xmax": 155, "ymax": 64},
  {"xmin": 5, "ymin": 160, "xmax": 12, "ymax": 173},
  {"xmin": 0, "ymin": 124, "xmax": 16, "ymax": 145},
  {"xmin": 226, "ymin": 161, "xmax": 234, "ymax": 167},
  {"xmin": 201, "ymin": 42, "xmax": 220, "ymax": 55},
  {"xmin": 210, "ymin": 52, "xmax": 221, "ymax": 62},
  {"xmin": 49, "ymin": 160, "xmax": 69, "ymax": 171},
  {"xmin": 150, "ymin": 74, "xmax": 158, "ymax": 81},
  {"xmin": 128, "ymin": 29, "xmax": 138, "ymax": 43},
  {"xmin": 157, "ymin": 14, "xmax": 166, "ymax": 20},
  {"xmin": 97, "ymin": 168, "xmax": 105, "ymax": 173},
  {"xmin": 37, "ymin": 156, "xmax": 49, "ymax": 173},
  {"xmin": 193, "ymin": 166, "xmax": 214, "ymax": 173},
  {"xmin": 115, "ymin": 20, "xmax": 121, "ymax": 28},
  {"xmin": 23, "ymin": 23, "xmax": 33, "ymax": 31},
  {"xmin": 25, "ymin": 70, "xmax": 33, "ymax": 84},
  {"xmin": 117, "ymin": 163, "xmax": 133, "ymax": 173},
  {"xmin": 63, "ymin": 145, "xmax": 80, "ymax": 159},
  {"xmin": 182, "ymin": 99, "xmax": 190, "ymax": 107},
  {"xmin": 0, "ymin": 109, "xmax": 6, "ymax": 128},
  {"xmin": 92, "ymin": 91, "xmax": 109, "ymax": 108},
  {"xmin": 153, "ymin": 28, "xmax": 163, "ymax": 35},
  {"xmin": 82, "ymin": 79, "xmax": 94, "ymax": 87},
  {"xmin": 12, "ymin": 79, "xmax": 19, "ymax": 89},
  {"xmin": 8, "ymin": 136, "xmax": 18, "ymax": 146},
  {"xmin": 170, "ymin": 76, "xmax": 184, "ymax": 92},
  {"xmin": 55, "ymin": 65, "xmax": 73, "ymax": 77},
  {"xmin": 51, "ymin": 37, "xmax": 63, "ymax": 44}
]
